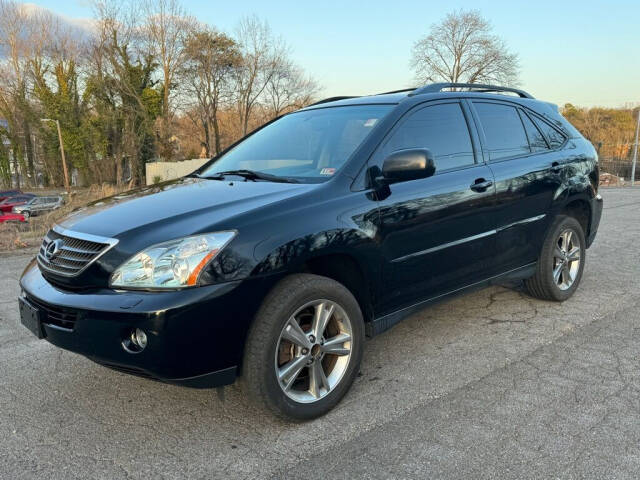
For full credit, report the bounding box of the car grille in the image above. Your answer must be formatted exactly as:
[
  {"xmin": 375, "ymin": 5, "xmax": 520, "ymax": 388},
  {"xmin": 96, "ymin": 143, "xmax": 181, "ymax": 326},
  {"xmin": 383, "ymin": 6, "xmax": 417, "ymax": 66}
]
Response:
[
  {"xmin": 26, "ymin": 294, "xmax": 79, "ymax": 331},
  {"xmin": 37, "ymin": 227, "xmax": 116, "ymax": 277}
]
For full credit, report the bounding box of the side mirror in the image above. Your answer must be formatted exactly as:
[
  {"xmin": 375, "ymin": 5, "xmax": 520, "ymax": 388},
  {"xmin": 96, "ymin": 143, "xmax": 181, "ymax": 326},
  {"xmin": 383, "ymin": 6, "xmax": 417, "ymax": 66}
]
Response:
[{"xmin": 379, "ymin": 148, "xmax": 436, "ymax": 184}]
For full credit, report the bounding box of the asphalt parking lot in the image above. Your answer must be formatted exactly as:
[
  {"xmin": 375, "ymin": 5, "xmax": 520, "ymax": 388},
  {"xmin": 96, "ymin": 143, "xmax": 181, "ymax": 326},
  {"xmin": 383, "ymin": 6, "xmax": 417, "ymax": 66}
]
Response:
[{"xmin": 1, "ymin": 188, "xmax": 639, "ymax": 479}]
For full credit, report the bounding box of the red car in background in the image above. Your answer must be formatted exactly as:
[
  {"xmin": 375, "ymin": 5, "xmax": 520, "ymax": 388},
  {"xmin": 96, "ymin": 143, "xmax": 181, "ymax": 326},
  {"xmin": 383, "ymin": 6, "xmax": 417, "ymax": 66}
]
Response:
[
  {"xmin": 0, "ymin": 194, "xmax": 36, "ymax": 213},
  {"xmin": 0, "ymin": 212, "xmax": 26, "ymax": 223}
]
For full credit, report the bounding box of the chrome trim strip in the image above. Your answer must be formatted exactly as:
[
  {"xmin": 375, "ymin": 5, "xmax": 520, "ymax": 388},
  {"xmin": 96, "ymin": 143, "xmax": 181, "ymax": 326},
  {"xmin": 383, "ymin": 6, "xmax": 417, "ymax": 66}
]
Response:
[
  {"xmin": 390, "ymin": 214, "xmax": 546, "ymax": 264},
  {"xmin": 37, "ymin": 225, "xmax": 119, "ymax": 278},
  {"xmin": 51, "ymin": 224, "xmax": 119, "ymax": 246},
  {"xmin": 496, "ymin": 214, "xmax": 546, "ymax": 232},
  {"xmin": 391, "ymin": 230, "xmax": 496, "ymax": 263}
]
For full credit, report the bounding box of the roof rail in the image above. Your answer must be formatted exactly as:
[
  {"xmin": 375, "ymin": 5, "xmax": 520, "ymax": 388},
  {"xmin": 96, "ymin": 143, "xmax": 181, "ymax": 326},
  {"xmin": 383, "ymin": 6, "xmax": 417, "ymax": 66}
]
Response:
[
  {"xmin": 374, "ymin": 88, "xmax": 417, "ymax": 96},
  {"xmin": 409, "ymin": 83, "xmax": 534, "ymax": 99},
  {"xmin": 308, "ymin": 96, "xmax": 358, "ymax": 106}
]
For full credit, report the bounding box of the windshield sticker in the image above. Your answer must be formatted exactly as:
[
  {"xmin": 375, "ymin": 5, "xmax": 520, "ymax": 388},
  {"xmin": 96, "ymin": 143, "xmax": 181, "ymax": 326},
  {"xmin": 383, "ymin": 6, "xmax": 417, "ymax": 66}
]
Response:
[
  {"xmin": 320, "ymin": 168, "xmax": 336, "ymax": 176},
  {"xmin": 364, "ymin": 118, "xmax": 378, "ymax": 127}
]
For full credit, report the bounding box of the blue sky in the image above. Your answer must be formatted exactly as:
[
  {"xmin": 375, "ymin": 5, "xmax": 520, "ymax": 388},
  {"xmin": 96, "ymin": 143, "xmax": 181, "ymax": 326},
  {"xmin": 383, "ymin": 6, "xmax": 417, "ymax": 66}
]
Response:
[{"xmin": 29, "ymin": 0, "xmax": 640, "ymax": 107}]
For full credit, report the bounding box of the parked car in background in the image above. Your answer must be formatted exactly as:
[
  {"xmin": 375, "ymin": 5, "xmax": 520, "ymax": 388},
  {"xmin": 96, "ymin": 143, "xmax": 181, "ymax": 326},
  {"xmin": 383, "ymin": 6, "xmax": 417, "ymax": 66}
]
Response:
[
  {"xmin": 0, "ymin": 212, "xmax": 26, "ymax": 223},
  {"xmin": 13, "ymin": 196, "xmax": 63, "ymax": 218},
  {"xmin": 0, "ymin": 194, "xmax": 36, "ymax": 213},
  {"xmin": 0, "ymin": 189, "xmax": 23, "ymax": 202}
]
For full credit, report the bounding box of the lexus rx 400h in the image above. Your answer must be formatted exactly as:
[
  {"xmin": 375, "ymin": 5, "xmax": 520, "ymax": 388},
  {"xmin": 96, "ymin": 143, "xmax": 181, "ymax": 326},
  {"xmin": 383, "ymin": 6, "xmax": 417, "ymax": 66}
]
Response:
[{"xmin": 19, "ymin": 83, "xmax": 603, "ymax": 420}]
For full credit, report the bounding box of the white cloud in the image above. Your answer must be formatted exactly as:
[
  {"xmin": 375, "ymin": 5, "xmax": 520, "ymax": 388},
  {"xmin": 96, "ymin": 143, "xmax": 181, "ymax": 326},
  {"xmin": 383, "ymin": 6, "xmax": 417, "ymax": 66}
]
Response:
[{"xmin": 20, "ymin": 2, "xmax": 96, "ymax": 34}]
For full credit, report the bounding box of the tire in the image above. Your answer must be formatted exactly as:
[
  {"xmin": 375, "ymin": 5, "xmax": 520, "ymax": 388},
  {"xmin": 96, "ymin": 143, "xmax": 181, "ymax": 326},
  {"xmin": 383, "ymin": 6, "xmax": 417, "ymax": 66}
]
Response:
[
  {"xmin": 524, "ymin": 215, "xmax": 586, "ymax": 302},
  {"xmin": 241, "ymin": 273, "xmax": 364, "ymax": 421}
]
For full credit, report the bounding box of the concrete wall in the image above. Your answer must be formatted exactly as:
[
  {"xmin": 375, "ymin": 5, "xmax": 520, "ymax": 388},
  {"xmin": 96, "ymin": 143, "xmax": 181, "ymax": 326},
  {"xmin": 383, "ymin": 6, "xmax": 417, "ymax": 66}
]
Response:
[{"xmin": 145, "ymin": 158, "xmax": 209, "ymax": 185}]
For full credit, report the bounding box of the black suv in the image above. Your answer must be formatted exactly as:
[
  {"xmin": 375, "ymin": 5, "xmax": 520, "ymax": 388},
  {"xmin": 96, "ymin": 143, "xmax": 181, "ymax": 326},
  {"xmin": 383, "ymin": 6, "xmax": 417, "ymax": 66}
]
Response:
[{"xmin": 19, "ymin": 83, "xmax": 602, "ymax": 420}]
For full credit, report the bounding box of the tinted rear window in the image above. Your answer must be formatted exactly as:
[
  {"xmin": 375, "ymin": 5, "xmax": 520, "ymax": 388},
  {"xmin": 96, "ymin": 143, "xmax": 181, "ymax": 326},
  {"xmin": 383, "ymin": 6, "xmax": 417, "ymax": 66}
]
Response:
[
  {"xmin": 531, "ymin": 115, "xmax": 566, "ymax": 149},
  {"xmin": 474, "ymin": 102, "xmax": 530, "ymax": 161},
  {"xmin": 519, "ymin": 111, "xmax": 549, "ymax": 152}
]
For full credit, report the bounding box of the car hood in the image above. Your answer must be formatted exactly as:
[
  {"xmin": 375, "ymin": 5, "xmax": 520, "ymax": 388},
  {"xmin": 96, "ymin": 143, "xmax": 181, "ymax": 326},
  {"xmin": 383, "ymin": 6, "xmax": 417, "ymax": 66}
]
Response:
[{"xmin": 58, "ymin": 177, "xmax": 315, "ymax": 239}]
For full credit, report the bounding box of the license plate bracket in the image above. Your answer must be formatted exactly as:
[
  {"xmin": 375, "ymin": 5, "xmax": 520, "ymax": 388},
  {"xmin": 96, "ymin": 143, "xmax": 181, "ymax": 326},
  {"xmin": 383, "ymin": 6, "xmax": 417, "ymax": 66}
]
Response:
[{"xmin": 19, "ymin": 297, "xmax": 45, "ymax": 339}]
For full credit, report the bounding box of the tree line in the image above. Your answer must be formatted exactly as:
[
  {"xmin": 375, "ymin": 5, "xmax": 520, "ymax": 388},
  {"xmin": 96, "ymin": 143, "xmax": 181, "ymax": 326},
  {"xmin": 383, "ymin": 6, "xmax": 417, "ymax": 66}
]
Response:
[
  {"xmin": 1, "ymin": 4, "xmax": 636, "ymax": 189},
  {"xmin": 0, "ymin": 0, "xmax": 318, "ymax": 188},
  {"xmin": 562, "ymin": 104, "xmax": 639, "ymax": 160}
]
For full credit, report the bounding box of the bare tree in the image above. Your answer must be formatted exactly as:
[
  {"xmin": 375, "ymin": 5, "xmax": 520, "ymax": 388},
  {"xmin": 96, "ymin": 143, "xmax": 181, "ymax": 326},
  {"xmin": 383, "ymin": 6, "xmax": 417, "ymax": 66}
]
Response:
[
  {"xmin": 410, "ymin": 10, "xmax": 519, "ymax": 86},
  {"xmin": 143, "ymin": 0, "xmax": 194, "ymax": 159},
  {"xmin": 234, "ymin": 16, "xmax": 286, "ymax": 136},
  {"xmin": 0, "ymin": 0, "xmax": 38, "ymax": 186},
  {"xmin": 183, "ymin": 25, "xmax": 241, "ymax": 156},
  {"xmin": 265, "ymin": 60, "xmax": 319, "ymax": 118},
  {"xmin": 90, "ymin": 0, "xmax": 161, "ymax": 185}
]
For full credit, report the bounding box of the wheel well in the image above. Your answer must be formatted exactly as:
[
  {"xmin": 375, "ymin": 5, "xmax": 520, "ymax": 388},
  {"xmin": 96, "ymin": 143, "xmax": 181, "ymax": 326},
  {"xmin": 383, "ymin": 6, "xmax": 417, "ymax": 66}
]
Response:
[
  {"xmin": 562, "ymin": 199, "xmax": 590, "ymax": 236},
  {"xmin": 301, "ymin": 254, "xmax": 374, "ymax": 323}
]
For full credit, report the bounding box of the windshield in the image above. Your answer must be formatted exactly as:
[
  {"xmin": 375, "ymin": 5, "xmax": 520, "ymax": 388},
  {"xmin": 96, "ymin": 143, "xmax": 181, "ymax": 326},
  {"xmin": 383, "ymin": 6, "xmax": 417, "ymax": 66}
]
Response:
[{"xmin": 200, "ymin": 105, "xmax": 393, "ymax": 182}]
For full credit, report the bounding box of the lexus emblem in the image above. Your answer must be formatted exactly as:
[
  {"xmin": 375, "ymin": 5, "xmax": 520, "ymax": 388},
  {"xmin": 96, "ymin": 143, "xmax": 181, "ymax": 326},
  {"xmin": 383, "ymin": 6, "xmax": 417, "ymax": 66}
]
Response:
[{"xmin": 45, "ymin": 239, "xmax": 63, "ymax": 261}]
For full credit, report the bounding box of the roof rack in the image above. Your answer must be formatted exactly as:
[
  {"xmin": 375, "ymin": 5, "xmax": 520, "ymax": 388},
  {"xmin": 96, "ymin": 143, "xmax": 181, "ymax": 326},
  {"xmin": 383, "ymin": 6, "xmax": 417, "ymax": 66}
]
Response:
[
  {"xmin": 409, "ymin": 83, "xmax": 534, "ymax": 99},
  {"xmin": 309, "ymin": 96, "xmax": 359, "ymax": 106},
  {"xmin": 374, "ymin": 88, "xmax": 417, "ymax": 96}
]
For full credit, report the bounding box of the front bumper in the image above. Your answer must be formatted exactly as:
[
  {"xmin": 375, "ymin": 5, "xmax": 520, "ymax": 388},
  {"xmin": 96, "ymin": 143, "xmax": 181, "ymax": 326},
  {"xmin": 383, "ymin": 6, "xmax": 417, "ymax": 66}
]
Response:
[
  {"xmin": 586, "ymin": 193, "xmax": 604, "ymax": 248},
  {"xmin": 20, "ymin": 260, "xmax": 277, "ymax": 388}
]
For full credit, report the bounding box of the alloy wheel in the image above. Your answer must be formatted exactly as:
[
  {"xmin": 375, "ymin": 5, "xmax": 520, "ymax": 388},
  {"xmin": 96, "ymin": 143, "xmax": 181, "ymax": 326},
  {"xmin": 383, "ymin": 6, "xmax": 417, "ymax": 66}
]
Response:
[
  {"xmin": 552, "ymin": 228, "xmax": 581, "ymax": 290},
  {"xmin": 274, "ymin": 299, "xmax": 353, "ymax": 403}
]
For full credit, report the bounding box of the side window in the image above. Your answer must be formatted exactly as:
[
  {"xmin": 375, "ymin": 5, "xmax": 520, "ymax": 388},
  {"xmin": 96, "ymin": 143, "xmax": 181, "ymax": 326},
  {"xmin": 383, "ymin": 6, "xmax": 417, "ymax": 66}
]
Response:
[
  {"xmin": 519, "ymin": 111, "xmax": 549, "ymax": 152},
  {"xmin": 474, "ymin": 102, "xmax": 530, "ymax": 161},
  {"xmin": 531, "ymin": 115, "xmax": 566, "ymax": 149},
  {"xmin": 381, "ymin": 102, "xmax": 475, "ymax": 171}
]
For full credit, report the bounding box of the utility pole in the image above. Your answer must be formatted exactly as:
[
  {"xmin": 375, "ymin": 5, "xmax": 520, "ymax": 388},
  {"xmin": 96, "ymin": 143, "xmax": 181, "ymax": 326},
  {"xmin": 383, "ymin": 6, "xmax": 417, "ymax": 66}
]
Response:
[
  {"xmin": 41, "ymin": 118, "xmax": 71, "ymax": 194},
  {"xmin": 631, "ymin": 109, "xmax": 640, "ymax": 187}
]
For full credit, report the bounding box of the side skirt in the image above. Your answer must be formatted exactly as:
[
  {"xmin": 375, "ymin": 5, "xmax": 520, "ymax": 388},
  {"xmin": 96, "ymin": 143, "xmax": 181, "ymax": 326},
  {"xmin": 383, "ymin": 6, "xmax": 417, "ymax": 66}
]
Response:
[{"xmin": 365, "ymin": 263, "xmax": 536, "ymax": 337}]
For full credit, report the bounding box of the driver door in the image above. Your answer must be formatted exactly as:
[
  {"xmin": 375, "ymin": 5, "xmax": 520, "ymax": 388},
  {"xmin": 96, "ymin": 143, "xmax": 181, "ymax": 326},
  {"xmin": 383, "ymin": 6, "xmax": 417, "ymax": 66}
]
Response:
[{"xmin": 373, "ymin": 100, "xmax": 498, "ymax": 314}]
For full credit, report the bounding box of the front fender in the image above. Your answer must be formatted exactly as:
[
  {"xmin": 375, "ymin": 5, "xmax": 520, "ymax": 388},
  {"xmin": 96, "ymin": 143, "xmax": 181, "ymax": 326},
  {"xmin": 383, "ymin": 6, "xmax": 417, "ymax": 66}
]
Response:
[{"xmin": 251, "ymin": 227, "xmax": 380, "ymax": 279}]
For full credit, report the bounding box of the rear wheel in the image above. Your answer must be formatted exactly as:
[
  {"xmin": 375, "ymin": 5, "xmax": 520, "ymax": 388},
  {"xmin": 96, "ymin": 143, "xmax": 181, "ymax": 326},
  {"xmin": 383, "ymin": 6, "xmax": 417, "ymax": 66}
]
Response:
[
  {"xmin": 524, "ymin": 215, "xmax": 586, "ymax": 301},
  {"xmin": 241, "ymin": 274, "xmax": 364, "ymax": 421}
]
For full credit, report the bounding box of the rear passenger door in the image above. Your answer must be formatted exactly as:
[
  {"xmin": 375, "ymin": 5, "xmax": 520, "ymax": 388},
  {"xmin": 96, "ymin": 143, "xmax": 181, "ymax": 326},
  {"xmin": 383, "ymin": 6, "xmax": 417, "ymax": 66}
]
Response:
[
  {"xmin": 374, "ymin": 100, "xmax": 497, "ymax": 314},
  {"xmin": 30, "ymin": 198, "xmax": 43, "ymax": 214},
  {"xmin": 469, "ymin": 100, "xmax": 567, "ymax": 271}
]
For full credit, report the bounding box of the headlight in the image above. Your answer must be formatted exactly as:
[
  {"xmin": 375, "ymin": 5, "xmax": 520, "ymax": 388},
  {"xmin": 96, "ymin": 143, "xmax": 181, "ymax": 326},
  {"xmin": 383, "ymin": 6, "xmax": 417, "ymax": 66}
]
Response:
[{"xmin": 110, "ymin": 231, "xmax": 236, "ymax": 289}]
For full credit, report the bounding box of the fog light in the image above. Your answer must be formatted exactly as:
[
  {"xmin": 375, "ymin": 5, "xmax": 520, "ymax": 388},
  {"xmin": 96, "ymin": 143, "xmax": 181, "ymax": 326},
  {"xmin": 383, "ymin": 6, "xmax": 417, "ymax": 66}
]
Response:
[
  {"xmin": 122, "ymin": 328, "xmax": 148, "ymax": 354},
  {"xmin": 132, "ymin": 328, "xmax": 147, "ymax": 349}
]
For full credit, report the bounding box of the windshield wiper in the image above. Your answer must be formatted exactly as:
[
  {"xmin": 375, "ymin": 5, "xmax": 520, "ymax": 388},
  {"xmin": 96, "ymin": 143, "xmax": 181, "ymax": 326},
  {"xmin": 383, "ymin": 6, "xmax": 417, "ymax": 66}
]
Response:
[{"xmin": 203, "ymin": 169, "xmax": 299, "ymax": 183}]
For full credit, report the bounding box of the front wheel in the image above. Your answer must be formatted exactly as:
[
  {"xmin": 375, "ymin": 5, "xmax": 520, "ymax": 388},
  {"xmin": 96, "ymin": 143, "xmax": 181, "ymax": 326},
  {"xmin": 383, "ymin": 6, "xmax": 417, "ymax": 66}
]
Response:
[
  {"xmin": 241, "ymin": 274, "xmax": 364, "ymax": 421},
  {"xmin": 524, "ymin": 215, "xmax": 586, "ymax": 301}
]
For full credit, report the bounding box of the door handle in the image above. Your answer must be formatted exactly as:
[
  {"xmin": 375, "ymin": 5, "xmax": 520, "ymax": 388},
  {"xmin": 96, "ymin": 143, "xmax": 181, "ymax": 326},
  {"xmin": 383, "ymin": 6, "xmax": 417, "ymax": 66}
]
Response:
[
  {"xmin": 551, "ymin": 161, "xmax": 563, "ymax": 173},
  {"xmin": 470, "ymin": 178, "xmax": 493, "ymax": 192}
]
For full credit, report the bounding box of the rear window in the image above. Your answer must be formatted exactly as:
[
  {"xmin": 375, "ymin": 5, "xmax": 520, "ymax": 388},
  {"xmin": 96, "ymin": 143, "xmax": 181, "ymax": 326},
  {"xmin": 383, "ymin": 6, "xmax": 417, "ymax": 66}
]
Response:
[
  {"xmin": 531, "ymin": 115, "xmax": 567, "ymax": 149},
  {"xmin": 519, "ymin": 111, "xmax": 549, "ymax": 152},
  {"xmin": 474, "ymin": 102, "xmax": 530, "ymax": 161}
]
